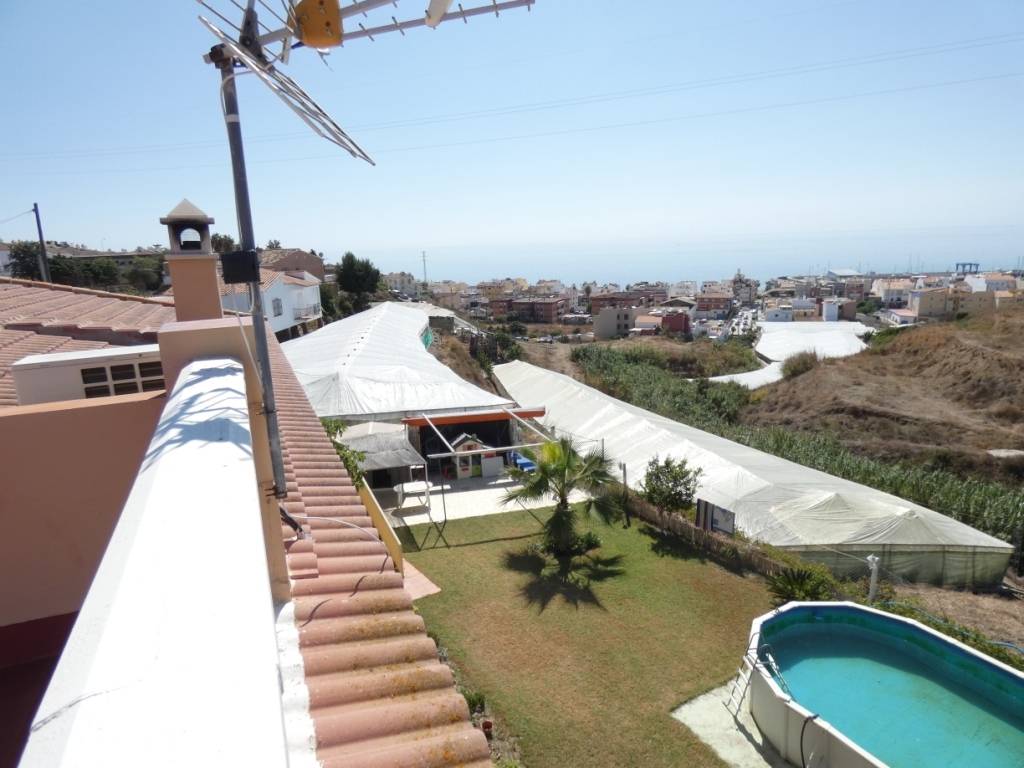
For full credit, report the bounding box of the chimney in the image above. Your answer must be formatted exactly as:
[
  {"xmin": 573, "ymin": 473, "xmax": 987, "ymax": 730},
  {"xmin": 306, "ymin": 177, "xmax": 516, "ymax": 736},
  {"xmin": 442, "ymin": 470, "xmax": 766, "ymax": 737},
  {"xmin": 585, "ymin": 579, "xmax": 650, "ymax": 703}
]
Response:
[{"xmin": 161, "ymin": 199, "xmax": 223, "ymax": 322}]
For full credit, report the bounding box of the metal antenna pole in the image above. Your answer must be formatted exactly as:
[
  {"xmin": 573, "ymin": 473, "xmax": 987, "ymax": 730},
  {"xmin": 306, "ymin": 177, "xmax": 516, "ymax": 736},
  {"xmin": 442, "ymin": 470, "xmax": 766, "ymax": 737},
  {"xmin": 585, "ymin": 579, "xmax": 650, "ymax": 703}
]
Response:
[
  {"xmin": 32, "ymin": 203, "xmax": 51, "ymax": 283},
  {"xmin": 219, "ymin": 61, "xmax": 288, "ymax": 499}
]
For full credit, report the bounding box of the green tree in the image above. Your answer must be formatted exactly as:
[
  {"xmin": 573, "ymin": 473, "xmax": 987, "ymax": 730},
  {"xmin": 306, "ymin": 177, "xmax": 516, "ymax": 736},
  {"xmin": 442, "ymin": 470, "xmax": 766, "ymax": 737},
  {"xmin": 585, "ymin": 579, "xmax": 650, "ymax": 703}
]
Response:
[
  {"xmin": 503, "ymin": 438, "xmax": 622, "ymax": 557},
  {"xmin": 319, "ymin": 282, "xmax": 337, "ymax": 321},
  {"xmin": 125, "ymin": 257, "xmax": 162, "ymax": 292},
  {"xmin": 335, "ymin": 251, "xmax": 381, "ymax": 313},
  {"xmin": 49, "ymin": 254, "xmax": 85, "ymax": 286},
  {"xmin": 84, "ymin": 258, "xmax": 119, "ymax": 288},
  {"xmin": 211, "ymin": 233, "xmax": 236, "ymax": 254},
  {"xmin": 266, "ymin": 238, "xmax": 281, "ymax": 249},
  {"xmin": 641, "ymin": 456, "xmax": 702, "ymax": 513},
  {"xmin": 8, "ymin": 241, "xmax": 43, "ymax": 279}
]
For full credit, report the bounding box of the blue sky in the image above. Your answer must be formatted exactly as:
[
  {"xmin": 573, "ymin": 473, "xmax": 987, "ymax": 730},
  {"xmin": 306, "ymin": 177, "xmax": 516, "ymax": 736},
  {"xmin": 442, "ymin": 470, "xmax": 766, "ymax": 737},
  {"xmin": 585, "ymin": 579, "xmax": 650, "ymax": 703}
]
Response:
[{"xmin": 1, "ymin": 0, "xmax": 1023, "ymax": 284}]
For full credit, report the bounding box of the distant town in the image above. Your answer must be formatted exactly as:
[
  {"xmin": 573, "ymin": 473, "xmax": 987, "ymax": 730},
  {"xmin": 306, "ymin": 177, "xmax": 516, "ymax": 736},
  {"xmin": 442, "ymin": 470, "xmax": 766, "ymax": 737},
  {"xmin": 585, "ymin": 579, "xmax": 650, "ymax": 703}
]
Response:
[{"xmin": 382, "ymin": 263, "xmax": 1023, "ymax": 337}]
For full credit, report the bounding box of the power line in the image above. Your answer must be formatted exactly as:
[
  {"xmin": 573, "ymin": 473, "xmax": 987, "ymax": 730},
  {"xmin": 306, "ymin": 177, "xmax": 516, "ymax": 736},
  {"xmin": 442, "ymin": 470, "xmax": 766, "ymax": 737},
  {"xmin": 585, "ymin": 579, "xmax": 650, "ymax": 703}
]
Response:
[
  {"xmin": 2, "ymin": 31, "xmax": 1022, "ymax": 163},
  {"xmin": 0, "ymin": 209, "xmax": 33, "ymax": 226},
  {"xmin": 4, "ymin": 70, "xmax": 1021, "ymax": 178}
]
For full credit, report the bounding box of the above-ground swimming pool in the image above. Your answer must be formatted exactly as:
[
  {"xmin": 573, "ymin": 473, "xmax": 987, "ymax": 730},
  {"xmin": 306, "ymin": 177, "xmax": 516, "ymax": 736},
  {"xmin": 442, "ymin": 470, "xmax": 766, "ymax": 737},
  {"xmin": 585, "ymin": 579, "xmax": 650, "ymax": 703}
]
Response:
[{"xmin": 747, "ymin": 602, "xmax": 1024, "ymax": 768}]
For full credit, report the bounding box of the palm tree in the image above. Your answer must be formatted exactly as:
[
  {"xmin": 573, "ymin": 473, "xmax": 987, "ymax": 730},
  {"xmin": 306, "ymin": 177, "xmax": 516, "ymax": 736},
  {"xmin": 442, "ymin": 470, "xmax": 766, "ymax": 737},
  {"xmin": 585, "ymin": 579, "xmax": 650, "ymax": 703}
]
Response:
[{"xmin": 503, "ymin": 437, "xmax": 622, "ymax": 557}]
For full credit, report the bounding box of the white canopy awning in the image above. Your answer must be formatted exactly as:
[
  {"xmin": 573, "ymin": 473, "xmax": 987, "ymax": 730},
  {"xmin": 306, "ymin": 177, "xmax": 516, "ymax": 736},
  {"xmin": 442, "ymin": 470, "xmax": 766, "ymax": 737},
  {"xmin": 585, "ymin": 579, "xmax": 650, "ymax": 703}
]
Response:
[{"xmin": 283, "ymin": 302, "xmax": 513, "ymax": 420}]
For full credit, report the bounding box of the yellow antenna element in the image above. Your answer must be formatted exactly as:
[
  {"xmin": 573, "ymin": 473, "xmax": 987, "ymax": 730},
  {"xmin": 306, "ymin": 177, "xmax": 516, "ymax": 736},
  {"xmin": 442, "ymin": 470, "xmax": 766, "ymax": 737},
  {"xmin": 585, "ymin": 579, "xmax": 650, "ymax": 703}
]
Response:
[
  {"xmin": 293, "ymin": 0, "xmax": 343, "ymax": 48},
  {"xmin": 425, "ymin": 0, "xmax": 455, "ymax": 27}
]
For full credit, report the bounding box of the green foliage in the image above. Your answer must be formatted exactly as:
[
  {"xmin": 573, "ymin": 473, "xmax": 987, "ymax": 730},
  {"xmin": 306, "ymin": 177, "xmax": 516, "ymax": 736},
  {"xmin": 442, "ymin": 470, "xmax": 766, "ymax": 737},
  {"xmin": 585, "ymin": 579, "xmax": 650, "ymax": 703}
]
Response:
[
  {"xmin": 8, "ymin": 240, "xmax": 42, "ymax": 279},
  {"xmin": 493, "ymin": 331, "xmax": 522, "ymax": 362},
  {"xmin": 765, "ymin": 566, "xmax": 837, "ymax": 606},
  {"xmin": 320, "ymin": 417, "xmax": 365, "ymax": 487},
  {"xmin": 476, "ymin": 350, "xmax": 494, "ymax": 376},
  {"xmin": 573, "ymin": 345, "xmax": 1024, "ymax": 544},
  {"xmin": 48, "ymin": 254, "xmax": 85, "ymax": 285},
  {"xmin": 781, "ymin": 350, "xmax": 819, "ymax": 379},
  {"xmin": 867, "ymin": 325, "xmax": 904, "ymax": 351},
  {"xmin": 84, "ymin": 257, "xmax": 119, "ymax": 288},
  {"xmin": 319, "ymin": 282, "xmax": 337, "ymax": 321},
  {"xmin": 856, "ymin": 298, "xmax": 880, "ymax": 314},
  {"xmin": 125, "ymin": 257, "xmax": 162, "ymax": 292},
  {"xmin": 462, "ymin": 688, "xmax": 486, "ymax": 714},
  {"xmin": 641, "ymin": 456, "xmax": 701, "ymax": 512},
  {"xmin": 502, "ymin": 437, "xmax": 622, "ymax": 557},
  {"xmin": 570, "ymin": 345, "xmax": 751, "ymax": 428},
  {"xmin": 266, "ymin": 238, "xmax": 281, "ymax": 249},
  {"xmin": 210, "ymin": 232, "xmax": 236, "ymax": 254},
  {"xmin": 336, "ymin": 251, "xmax": 380, "ymax": 313}
]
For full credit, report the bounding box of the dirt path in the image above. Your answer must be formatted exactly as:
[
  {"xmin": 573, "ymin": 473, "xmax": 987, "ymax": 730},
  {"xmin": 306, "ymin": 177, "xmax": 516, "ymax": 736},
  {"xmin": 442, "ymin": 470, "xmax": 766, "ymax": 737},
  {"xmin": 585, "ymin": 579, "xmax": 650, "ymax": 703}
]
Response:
[
  {"xmin": 894, "ymin": 584, "xmax": 1024, "ymax": 645},
  {"xmin": 518, "ymin": 340, "xmax": 583, "ymax": 380}
]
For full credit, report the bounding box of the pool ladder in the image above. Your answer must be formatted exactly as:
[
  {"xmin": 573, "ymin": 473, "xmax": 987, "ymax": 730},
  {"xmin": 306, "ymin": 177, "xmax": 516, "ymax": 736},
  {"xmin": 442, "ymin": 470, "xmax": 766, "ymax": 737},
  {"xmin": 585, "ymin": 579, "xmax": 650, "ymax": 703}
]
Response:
[
  {"xmin": 725, "ymin": 643, "xmax": 791, "ymax": 715},
  {"xmin": 758, "ymin": 643, "xmax": 792, "ymax": 696},
  {"xmin": 724, "ymin": 655, "xmax": 755, "ymax": 714}
]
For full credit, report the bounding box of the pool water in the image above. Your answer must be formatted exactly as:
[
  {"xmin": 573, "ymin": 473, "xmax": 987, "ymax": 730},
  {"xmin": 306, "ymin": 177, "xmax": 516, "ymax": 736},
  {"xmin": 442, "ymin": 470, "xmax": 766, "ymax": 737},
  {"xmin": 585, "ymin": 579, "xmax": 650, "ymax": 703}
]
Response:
[{"xmin": 765, "ymin": 612, "xmax": 1024, "ymax": 768}]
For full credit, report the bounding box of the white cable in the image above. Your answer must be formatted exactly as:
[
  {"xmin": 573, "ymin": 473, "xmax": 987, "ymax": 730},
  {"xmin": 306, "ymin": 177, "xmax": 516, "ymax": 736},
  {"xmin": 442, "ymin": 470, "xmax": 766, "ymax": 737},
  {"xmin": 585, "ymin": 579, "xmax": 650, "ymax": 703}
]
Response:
[{"xmin": 233, "ymin": 280, "xmax": 265, "ymax": 391}]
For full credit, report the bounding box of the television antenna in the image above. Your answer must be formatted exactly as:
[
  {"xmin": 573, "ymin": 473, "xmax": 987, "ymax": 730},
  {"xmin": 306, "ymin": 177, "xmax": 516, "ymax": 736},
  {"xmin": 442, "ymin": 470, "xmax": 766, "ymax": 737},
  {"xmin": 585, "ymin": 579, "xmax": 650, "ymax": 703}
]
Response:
[{"xmin": 196, "ymin": 0, "xmax": 535, "ymax": 497}]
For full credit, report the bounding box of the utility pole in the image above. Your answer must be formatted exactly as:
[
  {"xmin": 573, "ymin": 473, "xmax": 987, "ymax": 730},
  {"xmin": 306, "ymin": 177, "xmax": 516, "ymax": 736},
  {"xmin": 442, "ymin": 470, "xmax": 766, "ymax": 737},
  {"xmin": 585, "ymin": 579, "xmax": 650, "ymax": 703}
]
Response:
[
  {"xmin": 421, "ymin": 250, "xmax": 428, "ymax": 287},
  {"xmin": 32, "ymin": 203, "xmax": 51, "ymax": 282}
]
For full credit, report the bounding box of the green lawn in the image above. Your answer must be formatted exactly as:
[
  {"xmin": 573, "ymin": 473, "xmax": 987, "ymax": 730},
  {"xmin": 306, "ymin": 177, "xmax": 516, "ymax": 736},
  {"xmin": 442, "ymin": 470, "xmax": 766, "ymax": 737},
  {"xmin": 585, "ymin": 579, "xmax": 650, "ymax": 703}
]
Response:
[{"xmin": 400, "ymin": 509, "xmax": 771, "ymax": 768}]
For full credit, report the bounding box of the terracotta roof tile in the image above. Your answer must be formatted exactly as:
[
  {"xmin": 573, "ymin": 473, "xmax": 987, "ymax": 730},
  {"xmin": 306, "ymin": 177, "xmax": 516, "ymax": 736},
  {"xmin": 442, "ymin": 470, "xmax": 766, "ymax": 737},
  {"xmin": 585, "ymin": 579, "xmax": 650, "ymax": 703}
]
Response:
[
  {"xmin": 162, "ymin": 267, "xmax": 292, "ymax": 299},
  {"xmin": 269, "ymin": 340, "xmax": 490, "ymax": 767},
  {"xmin": 0, "ymin": 278, "xmax": 175, "ymax": 407},
  {"xmin": 0, "ymin": 328, "xmax": 110, "ymax": 407}
]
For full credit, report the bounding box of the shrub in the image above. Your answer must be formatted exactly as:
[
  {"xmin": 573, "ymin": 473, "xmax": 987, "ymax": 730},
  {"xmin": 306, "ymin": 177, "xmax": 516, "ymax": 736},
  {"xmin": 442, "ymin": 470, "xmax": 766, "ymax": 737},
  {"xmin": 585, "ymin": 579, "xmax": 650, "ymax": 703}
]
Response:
[
  {"xmin": 642, "ymin": 456, "xmax": 701, "ymax": 513},
  {"xmin": 765, "ymin": 566, "xmax": 837, "ymax": 606},
  {"xmin": 781, "ymin": 351, "xmax": 819, "ymax": 379},
  {"xmin": 462, "ymin": 689, "xmax": 486, "ymax": 714}
]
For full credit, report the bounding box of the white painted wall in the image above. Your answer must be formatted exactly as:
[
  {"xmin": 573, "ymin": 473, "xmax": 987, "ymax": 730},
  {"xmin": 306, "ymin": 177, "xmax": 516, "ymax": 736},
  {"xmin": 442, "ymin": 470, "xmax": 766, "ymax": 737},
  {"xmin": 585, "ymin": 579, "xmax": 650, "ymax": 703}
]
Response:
[
  {"xmin": 221, "ymin": 276, "xmax": 322, "ymax": 335},
  {"xmin": 19, "ymin": 358, "xmax": 288, "ymax": 768}
]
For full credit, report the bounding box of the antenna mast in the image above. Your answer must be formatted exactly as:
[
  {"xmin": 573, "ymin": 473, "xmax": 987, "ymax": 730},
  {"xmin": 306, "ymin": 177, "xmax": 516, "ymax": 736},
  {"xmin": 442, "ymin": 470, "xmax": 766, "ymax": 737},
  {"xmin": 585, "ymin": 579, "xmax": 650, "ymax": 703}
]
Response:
[
  {"xmin": 421, "ymin": 250, "xmax": 428, "ymax": 289},
  {"xmin": 197, "ymin": 0, "xmax": 536, "ymax": 497}
]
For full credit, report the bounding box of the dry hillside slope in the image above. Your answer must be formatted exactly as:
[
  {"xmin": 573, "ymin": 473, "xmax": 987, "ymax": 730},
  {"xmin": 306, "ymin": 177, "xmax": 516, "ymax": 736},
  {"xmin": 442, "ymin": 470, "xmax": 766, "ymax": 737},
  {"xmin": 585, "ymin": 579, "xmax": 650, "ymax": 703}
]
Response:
[{"xmin": 743, "ymin": 309, "xmax": 1024, "ymax": 480}]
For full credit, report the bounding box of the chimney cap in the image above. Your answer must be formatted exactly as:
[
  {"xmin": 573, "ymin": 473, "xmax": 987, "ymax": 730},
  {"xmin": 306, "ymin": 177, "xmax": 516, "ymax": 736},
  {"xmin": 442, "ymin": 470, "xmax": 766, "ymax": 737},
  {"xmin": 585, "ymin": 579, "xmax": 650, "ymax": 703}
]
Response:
[{"xmin": 160, "ymin": 198, "xmax": 215, "ymax": 225}]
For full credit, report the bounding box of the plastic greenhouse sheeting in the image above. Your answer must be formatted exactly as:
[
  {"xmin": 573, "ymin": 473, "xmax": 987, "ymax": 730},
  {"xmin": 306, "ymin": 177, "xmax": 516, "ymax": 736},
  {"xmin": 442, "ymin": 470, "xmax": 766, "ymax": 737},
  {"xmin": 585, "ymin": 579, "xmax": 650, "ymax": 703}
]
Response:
[
  {"xmin": 494, "ymin": 360, "xmax": 1012, "ymax": 587},
  {"xmin": 708, "ymin": 361, "xmax": 784, "ymax": 389},
  {"xmin": 283, "ymin": 302, "xmax": 513, "ymax": 420},
  {"xmin": 755, "ymin": 321, "xmax": 870, "ymax": 362}
]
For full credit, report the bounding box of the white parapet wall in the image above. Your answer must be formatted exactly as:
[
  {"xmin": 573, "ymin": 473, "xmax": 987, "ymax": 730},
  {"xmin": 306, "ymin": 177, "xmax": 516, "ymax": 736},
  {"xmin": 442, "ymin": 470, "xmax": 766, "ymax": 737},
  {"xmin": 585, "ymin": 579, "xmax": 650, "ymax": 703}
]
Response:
[{"xmin": 19, "ymin": 358, "xmax": 288, "ymax": 767}]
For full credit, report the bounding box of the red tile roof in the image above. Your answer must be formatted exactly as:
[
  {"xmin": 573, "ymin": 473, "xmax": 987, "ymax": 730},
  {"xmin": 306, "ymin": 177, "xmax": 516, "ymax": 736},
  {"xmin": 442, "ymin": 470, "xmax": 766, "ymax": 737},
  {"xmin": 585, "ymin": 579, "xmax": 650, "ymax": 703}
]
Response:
[
  {"xmin": 0, "ymin": 277, "xmax": 175, "ymax": 335},
  {"xmin": 0, "ymin": 277, "xmax": 177, "ymax": 408},
  {"xmin": 162, "ymin": 267, "xmax": 317, "ymax": 298},
  {"xmin": 270, "ymin": 341, "xmax": 490, "ymax": 767}
]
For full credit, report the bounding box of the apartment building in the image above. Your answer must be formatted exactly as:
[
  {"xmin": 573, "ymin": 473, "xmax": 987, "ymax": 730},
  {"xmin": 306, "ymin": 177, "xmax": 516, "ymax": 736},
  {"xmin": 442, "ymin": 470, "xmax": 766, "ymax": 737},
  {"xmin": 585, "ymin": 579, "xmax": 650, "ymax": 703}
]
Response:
[
  {"xmin": 511, "ymin": 296, "xmax": 566, "ymax": 323},
  {"xmin": 694, "ymin": 292, "xmax": 732, "ymax": 320},
  {"xmin": 594, "ymin": 306, "xmax": 640, "ymax": 339},
  {"xmin": 384, "ymin": 271, "xmax": 420, "ymax": 297}
]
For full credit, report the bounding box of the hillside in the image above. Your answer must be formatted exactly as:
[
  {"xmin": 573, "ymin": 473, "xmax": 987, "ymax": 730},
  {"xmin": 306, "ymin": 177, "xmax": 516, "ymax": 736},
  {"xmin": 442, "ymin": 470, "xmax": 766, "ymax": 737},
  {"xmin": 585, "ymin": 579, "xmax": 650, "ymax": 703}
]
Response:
[
  {"xmin": 743, "ymin": 309, "xmax": 1024, "ymax": 481},
  {"xmin": 429, "ymin": 334, "xmax": 501, "ymax": 394}
]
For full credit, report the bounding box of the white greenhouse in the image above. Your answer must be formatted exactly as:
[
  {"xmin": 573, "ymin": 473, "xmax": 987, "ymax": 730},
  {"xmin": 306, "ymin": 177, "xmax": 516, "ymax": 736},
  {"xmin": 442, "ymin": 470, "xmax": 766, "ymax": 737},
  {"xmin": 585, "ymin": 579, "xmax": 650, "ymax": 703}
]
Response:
[
  {"xmin": 283, "ymin": 302, "xmax": 512, "ymax": 421},
  {"xmin": 494, "ymin": 360, "xmax": 1012, "ymax": 587}
]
